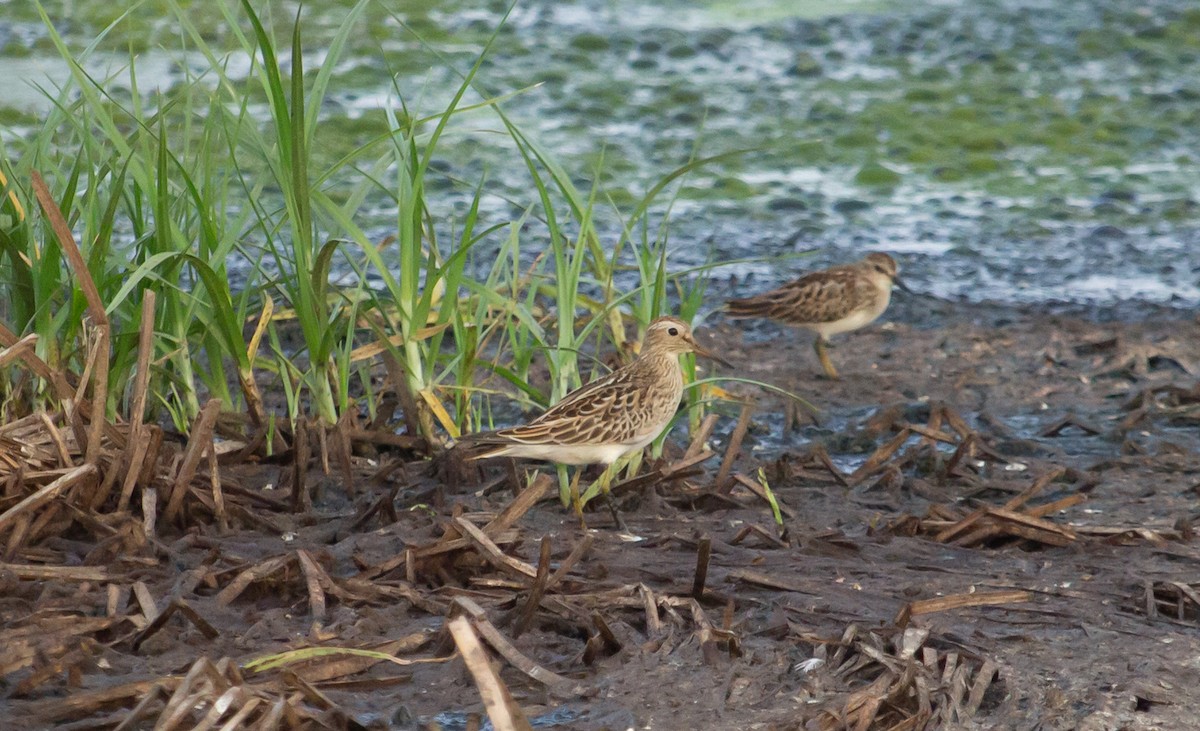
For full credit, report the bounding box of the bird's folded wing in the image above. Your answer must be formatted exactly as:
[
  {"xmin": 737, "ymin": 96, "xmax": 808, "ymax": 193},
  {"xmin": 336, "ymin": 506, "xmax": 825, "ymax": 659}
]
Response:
[{"xmin": 728, "ymin": 268, "xmax": 871, "ymax": 324}]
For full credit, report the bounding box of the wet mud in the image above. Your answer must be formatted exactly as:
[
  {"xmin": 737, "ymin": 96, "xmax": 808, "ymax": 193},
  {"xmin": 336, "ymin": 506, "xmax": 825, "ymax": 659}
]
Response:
[{"xmin": 5, "ymin": 298, "xmax": 1200, "ymax": 729}]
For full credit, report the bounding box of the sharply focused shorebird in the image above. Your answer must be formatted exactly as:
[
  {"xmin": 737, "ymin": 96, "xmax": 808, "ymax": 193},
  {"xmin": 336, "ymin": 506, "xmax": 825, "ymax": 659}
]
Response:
[
  {"xmin": 725, "ymin": 252, "xmax": 909, "ymax": 380},
  {"xmin": 459, "ymin": 316, "xmax": 723, "ymax": 526}
]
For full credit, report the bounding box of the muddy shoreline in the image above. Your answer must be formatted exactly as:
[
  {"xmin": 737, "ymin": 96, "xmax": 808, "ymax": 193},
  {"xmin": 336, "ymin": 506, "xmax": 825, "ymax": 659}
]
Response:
[{"xmin": 5, "ymin": 300, "xmax": 1200, "ymax": 730}]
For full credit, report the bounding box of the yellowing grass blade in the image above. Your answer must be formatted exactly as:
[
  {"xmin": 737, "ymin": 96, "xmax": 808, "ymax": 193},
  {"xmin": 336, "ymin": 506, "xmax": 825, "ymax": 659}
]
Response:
[
  {"xmin": 0, "ymin": 168, "xmax": 26, "ymax": 223},
  {"xmin": 273, "ymin": 289, "xmax": 449, "ymax": 327},
  {"xmin": 247, "ymin": 295, "xmax": 274, "ymax": 364},
  {"xmin": 606, "ymin": 308, "xmax": 626, "ymax": 350},
  {"xmin": 243, "ymin": 646, "xmax": 449, "ymax": 673},
  {"xmin": 699, "ymin": 383, "xmax": 736, "ymax": 401},
  {"xmin": 349, "ymin": 324, "xmax": 451, "ymax": 363},
  {"xmin": 427, "ymin": 276, "xmax": 446, "ymax": 310},
  {"xmin": 419, "ymin": 388, "xmax": 460, "ymax": 439}
]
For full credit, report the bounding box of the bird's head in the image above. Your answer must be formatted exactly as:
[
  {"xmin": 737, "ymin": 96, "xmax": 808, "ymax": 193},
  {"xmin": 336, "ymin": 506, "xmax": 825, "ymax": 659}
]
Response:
[
  {"xmin": 863, "ymin": 252, "xmax": 911, "ymax": 293},
  {"xmin": 641, "ymin": 316, "xmax": 726, "ymax": 364}
]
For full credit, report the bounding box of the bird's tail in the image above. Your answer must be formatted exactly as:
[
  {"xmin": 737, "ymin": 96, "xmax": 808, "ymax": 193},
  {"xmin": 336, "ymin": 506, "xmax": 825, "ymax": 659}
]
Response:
[
  {"xmin": 454, "ymin": 429, "xmax": 523, "ymax": 461},
  {"xmin": 723, "ymin": 296, "xmax": 773, "ymax": 319}
]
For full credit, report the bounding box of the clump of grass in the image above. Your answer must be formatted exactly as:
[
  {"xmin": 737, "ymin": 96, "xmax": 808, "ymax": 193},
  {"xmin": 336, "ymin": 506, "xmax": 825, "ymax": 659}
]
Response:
[{"xmin": 0, "ymin": 0, "xmax": 809, "ymax": 504}]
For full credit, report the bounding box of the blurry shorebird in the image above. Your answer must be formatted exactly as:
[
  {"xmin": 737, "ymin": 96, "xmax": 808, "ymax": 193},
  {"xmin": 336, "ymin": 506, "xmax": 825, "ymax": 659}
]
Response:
[
  {"xmin": 459, "ymin": 316, "xmax": 723, "ymax": 527},
  {"xmin": 725, "ymin": 252, "xmax": 908, "ymax": 380}
]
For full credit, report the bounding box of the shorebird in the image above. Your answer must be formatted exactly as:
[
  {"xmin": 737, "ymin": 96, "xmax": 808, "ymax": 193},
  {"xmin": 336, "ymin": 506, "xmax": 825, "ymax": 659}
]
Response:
[
  {"xmin": 459, "ymin": 316, "xmax": 722, "ymax": 527},
  {"xmin": 725, "ymin": 252, "xmax": 908, "ymax": 380}
]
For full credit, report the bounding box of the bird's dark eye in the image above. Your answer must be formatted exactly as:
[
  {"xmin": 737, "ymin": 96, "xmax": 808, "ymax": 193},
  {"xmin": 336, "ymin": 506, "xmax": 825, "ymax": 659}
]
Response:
[{"xmin": 668, "ymin": 327, "xmax": 679, "ymax": 336}]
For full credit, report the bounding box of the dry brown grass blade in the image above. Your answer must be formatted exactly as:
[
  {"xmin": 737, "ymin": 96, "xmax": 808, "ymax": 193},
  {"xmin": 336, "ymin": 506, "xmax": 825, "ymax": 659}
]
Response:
[
  {"xmin": 0, "ymin": 324, "xmax": 74, "ymax": 401},
  {"xmin": 112, "ymin": 683, "xmax": 173, "ymax": 731},
  {"xmin": 291, "ymin": 416, "xmax": 313, "ymax": 513},
  {"xmin": 507, "ymin": 535, "xmax": 553, "ymax": 639},
  {"xmin": 730, "ymin": 522, "xmax": 790, "ymax": 549},
  {"xmin": 811, "ymin": 623, "xmax": 1003, "ymax": 731},
  {"xmin": 902, "ymin": 469, "xmax": 1083, "ymax": 549},
  {"xmin": 685, "ymin": 412, "xmax": 720, "ymax": 459},
  {"xmin": 30, "ymin": 173, "xmax": 105, "ymax": 322},
  {"xmin": 207, "ymin": 445, "xmax": 228, "ymax": 531},
  {"xmin": 345, "ymin": 426, "xmax": 425, "ymax": 451},
  {"xmin": 733, "ymin": 471, "xmax": 797, "ymax": 519},
  {"xmin": 976, "ymin": 507, "xmax": 1076, "ymax": 542},
  {"xmin": 216, "ymin": 554, "xmax": 296, "ymax": 606},
  {"xmin": 0, "ymin": 562, "xmax": 110, "ymax": 582},
  {"xmin": 241, "ymin": 298, "xmax": 273, "ymax": 432},
  {"xmin": 482, "ymin": 471, "xmax": 553, "ymax": 535},
  {"xmin": 131, "ymin": 580, "xmax": 159, "ymax": 623},
  {"xmin": 639, "ymin": 583, "xmax": 663, "ymax": 637},
  {"xmin": 848, "ymin": 427, "xmax": 912, "ymax": 487},
  {"xmin": 451, "ymin": 596, "xmax": 581, "ymax": 695},
  {"xmin": 141, "ymin": 484, "xmax": 158, "ymax": 537},
  {"xmin": 943, "ymin": 432, "xmax": 977, "ymax": 476},
  {"xmin": 691, "ymin": 536, "xmax": 711, "ymax": 600},
  {"xmin": 938, "ymin": 404, "xmax": 974, "ymax": 439},
  {"xmin": 715, "ymin": 400, "xmax": 754, "ymax": 493},
  {"xmin": 0, "ymin": 332, "xmax": 37, "ymax": 368},
  {"xmin": 29, "ymin": 678, "xmax": 180, "ymax": 724},
  {"xmin": 454, "ymin": 516, "xmax": 538, "ymax": 580},
  {"xmin": 964, "ymin": 659, "xmax": 998, "ymax": 715},
  {"xmin": 32, "ymin": 171, "xmax": 109, "ymax": 465},
  {"xmin": 0, "ymin": 616, "xmax": 124, "ymax": 678},
  {"xmin": 952, "ymin": 518, "xmax": 1071, "ymax": 548},
  {"xmin": 297, "ymin": 549, "xmax": 328, "ymax": 624},
  {"xmin": 412, "ymin": 527, "xmax": 521, "ymax": 560},
  {"xmin": 686, "ymin": 597, "xmax": 721, "ymax": 665},
  {"xmin": 728, "ymin": 568, "xmax": 817, "ymax": 595},
  {"xmin": 546, "ymin": 533, "xmax": 592, "ymax": 590},
  {"xmin": 131, "ymin": 598, "xmax": 221, "ymax": 652},
  {"xmin": 809, "ymin": 444, "xmax": 850, "ymax": 487},
  {"xmin": 335, "ymin": 410, "xmax": 356, "ymax": 497},
  {"xmin": 582, "ymin": 612, "xmax": 622, "ymax": 665},
  {"xmin": 102, "ymin": 655, "xmax": 338, "ymax": 730},
  {"xmin": 316, "ymin": 417, "xmax": 331, "ymax": 476},
  {"xmin": 905, "ymin": 423, "xmax": 958, "ymax": 445},
  {"xmin": 381, "ymin": 349, "xmax": 425, "ymax": 445},
  {"xmin": 115, "ymin": 293, "xmax": 156, "ymax": 514},
  {"xmin": 1142, "ymin": 581, "xmax": 1200, "ymax": 624},
  {"xmin": 0, "ymin": 463, "xmax": 97, "ymax": 535},
  {"xmin": 164, "ymin": 399, "xmax": 222, "ymax": 525},
  {"xmin": 1073, "ymin": 523, "xmax": 1184, "ymax": 543},
  {"xmin": 894, "ymin": 589, "xmax": 1033, "ymax": 628},
  {"xmin": 610, "ymin": 448, "xmax": 716, "ymax": 495},
  {"xmin": 1023, "ymin": 492, "xmax": 1086, "ymax": 519},
  {"xmin": 281, "ymin": 669, "xmax": 339, "ymax": 713},
  {"xmin": 158, "ymin": 658, "xmax": 229, "ymax": 730},
  {"xmin": 446, "ymin": 615, "xmax": 535, "ymax": 731},
  {"xmin": 1001, "ymin": 467, "xmax": 1067, "ymax": 512}
]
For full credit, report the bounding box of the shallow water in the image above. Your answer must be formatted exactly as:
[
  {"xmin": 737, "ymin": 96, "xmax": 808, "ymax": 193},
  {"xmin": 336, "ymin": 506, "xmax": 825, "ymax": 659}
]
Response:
[{"xmin": 3, "ymin": 0, "xmax": 1199, "ymax": 309}]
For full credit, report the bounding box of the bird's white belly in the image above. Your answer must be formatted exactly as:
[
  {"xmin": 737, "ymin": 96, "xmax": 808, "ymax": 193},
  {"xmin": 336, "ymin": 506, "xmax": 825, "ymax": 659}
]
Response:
[
  {"xmin": 500, "ymin": 440, "xmax": 642, "ymax": 466},
  {"xmin": 808, "ymin": 295, "xmax": 890, "ymax": 339}
]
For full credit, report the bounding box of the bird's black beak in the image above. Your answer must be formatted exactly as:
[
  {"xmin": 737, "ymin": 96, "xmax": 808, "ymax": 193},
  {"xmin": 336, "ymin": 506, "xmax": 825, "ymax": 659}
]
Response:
[
  {"xmin": 893, "ymin": 276, "xmax": 913, "ymax": 294},
  {"xmin": 690, "ymin": 339, "xmax": 733, "ymax": 368}
]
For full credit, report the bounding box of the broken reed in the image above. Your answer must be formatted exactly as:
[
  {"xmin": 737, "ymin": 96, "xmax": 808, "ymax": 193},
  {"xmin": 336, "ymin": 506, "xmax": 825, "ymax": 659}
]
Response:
[{"xmin": 0, "ymin": 2, "xmax": 795, "ymax": 463}]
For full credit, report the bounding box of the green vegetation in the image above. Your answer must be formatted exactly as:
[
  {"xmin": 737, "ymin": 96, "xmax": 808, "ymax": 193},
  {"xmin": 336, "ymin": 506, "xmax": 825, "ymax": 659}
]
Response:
[
  {"xmin": 0, "ymin": 1, "xmax": 777, "ymax": 510},
  {"xmin": 5, "ymin": 0, "xmax": 1195, "ymax": 510}
]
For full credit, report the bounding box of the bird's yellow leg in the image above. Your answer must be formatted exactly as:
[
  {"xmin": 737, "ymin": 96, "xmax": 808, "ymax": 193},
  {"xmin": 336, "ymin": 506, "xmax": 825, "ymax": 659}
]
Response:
[
  {"xmin": 600, "ymin": 461, "xmax": 628, "ymax": 530},
  {"xmin": 564, "ymin": 465, "xmax": 587, "ymax": 529},
  {"xmin": 622, "ymin": 449, "xmax": 643, "ymax": 480},
  {"xmin": 814, "ymin": 337, "xmax": 840, "ymax": 380},
  {"xmin": 579, "ymin": 457, "xmax": 630, "ymax": 530},
  {"xmin": 579, "ymin": 458, "xmax": 620, "ymax": 506}
]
